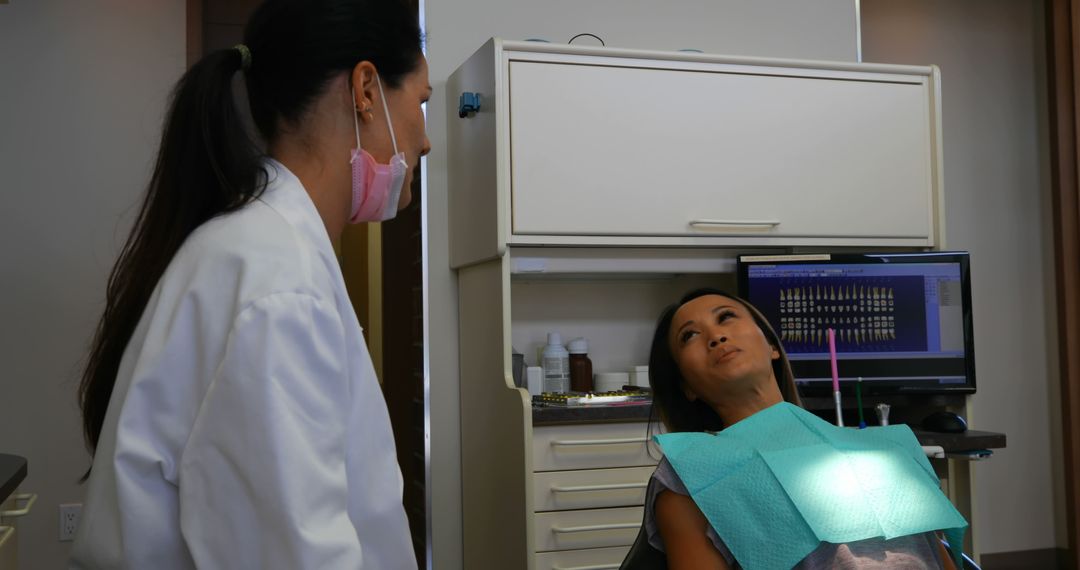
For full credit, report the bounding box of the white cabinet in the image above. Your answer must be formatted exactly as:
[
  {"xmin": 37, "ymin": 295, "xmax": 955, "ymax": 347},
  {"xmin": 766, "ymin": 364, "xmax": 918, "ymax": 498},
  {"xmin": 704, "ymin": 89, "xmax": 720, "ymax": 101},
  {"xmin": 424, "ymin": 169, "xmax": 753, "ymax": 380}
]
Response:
[
  {"xmin": 532, "ymin": 424, "xmax": 657, "ymax": 565},
  {"xmin": 455, "ymin": 259, "xmax": 699, "ymax": 569},
  {"xmin": 0, "ymin": 492, "xmax": 34, "ymax": 570},
  {"xmin": 448, "ymin": 38, "xmax": 951, "ymax": 570},
  {"xmin": 0, "ymin": 524, "xmax": 15, "ymax": 570},
  {"xmin": 448, "ymin": 39, "xmax": 944, "ymax": 269}
]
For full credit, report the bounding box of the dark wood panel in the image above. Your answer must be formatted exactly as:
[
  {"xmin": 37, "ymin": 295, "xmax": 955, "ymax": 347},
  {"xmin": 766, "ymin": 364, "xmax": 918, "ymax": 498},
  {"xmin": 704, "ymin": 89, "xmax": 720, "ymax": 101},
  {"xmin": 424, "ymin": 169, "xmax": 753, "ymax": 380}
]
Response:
[
  {"xmin": 205, "ymin": 0, "xmax": 261, "ymax": 25},
  {"xmin": 186, "ymin": 0, "xmax": 203, "ymax": 67},
  {"xmin": 381, "ymin": 165, "xmax": 425, "ymax": 567},
  {"xmin": 203, "ymin": 23, "xmax": 244, "ymax": 54},
  {"xmin": 981, "ymin": 547, "xmax": 1070, "ymax": 569},
  {"xmin": 1046, "ymin": 0, "xmax": 1080, "ymax": 566}
]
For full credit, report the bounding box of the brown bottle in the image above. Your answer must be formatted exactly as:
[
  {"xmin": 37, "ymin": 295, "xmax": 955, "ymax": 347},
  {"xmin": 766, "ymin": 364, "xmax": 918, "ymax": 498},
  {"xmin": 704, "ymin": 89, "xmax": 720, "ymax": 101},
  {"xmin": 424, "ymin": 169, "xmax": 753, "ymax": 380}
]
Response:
[{"xmin": 567, "ymin": 337, "xmax": 593, "ymax": 393}]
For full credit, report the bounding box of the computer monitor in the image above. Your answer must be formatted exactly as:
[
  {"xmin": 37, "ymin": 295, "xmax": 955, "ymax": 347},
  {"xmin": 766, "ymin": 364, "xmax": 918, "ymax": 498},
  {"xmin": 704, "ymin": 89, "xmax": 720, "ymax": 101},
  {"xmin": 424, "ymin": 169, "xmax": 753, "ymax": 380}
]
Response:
[{"xmin": 737, "ymin": 252, "xmax": 976, "ymax": 395}]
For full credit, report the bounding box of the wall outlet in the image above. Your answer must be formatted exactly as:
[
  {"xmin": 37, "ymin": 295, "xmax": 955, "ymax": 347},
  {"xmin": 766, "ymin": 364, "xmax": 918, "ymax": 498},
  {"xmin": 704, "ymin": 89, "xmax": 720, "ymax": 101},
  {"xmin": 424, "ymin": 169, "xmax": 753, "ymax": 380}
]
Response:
[{"xmin": 58, "ymin": 503, "xmax": 82, "ymax": 541}]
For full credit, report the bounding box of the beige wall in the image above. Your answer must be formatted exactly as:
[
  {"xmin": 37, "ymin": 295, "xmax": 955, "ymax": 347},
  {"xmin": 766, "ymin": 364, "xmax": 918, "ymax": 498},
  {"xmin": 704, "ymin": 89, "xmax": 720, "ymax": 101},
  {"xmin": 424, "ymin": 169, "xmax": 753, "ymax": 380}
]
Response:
[
  {"xmin": 422, "ymin": 1, "xmax": 859, "ymax": 567},
  {"xmin": 862, "ymin": 0, "xmax": 1065, "ymax": 556},
  {"xmin": 0, "ymin": 1, "xmax": 185, "ymax": 568}
]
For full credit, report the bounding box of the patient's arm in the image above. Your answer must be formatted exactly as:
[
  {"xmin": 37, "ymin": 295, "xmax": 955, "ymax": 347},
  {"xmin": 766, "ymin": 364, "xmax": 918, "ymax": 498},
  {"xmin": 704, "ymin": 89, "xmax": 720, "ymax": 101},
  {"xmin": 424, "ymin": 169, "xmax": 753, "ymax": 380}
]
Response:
[{"xmin": 655, "ymin": 489, "xmax": 730, "ymax": 570}]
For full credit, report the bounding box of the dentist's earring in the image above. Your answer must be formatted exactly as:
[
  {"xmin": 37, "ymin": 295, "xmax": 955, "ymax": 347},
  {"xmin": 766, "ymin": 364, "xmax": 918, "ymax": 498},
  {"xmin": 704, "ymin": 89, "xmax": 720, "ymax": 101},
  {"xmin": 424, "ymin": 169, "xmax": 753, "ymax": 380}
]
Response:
[{"xmin": 355, "ymin": 107, "xmax": 374, "ymax": 122}]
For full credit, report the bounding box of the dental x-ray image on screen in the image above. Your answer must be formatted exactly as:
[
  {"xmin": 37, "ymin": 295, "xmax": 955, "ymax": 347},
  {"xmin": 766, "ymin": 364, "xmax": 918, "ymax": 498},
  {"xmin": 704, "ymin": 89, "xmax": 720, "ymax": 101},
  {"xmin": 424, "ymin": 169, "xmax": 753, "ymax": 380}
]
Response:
[{"xmin": 737, "ymin": 252, "xmax": 976, "ymax": 395}]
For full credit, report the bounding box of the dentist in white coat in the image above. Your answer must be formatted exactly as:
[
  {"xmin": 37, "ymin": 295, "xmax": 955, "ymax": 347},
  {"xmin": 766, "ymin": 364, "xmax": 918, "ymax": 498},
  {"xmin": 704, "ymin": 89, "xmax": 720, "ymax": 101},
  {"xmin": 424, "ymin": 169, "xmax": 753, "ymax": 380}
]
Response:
[{"xmin": 71, "ymin": 0, "xmax": 431, "ymax": 567}]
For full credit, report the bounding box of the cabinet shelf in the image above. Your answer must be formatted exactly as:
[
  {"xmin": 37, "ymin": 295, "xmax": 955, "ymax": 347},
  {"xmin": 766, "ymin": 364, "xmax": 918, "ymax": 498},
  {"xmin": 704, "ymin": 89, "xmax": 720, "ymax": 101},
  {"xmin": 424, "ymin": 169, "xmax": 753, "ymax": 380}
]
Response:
[{"xmin": 510, "ymin": 246, "xmax": 743, "ymax": 277}]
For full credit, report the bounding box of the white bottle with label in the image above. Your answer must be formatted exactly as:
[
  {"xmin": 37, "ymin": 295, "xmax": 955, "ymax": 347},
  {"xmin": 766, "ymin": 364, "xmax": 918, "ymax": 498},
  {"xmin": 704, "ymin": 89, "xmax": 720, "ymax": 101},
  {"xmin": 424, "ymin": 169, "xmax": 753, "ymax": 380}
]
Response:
[{"xmin": 541, "ymin": 332, "xmax": 570, "ymax": 394}]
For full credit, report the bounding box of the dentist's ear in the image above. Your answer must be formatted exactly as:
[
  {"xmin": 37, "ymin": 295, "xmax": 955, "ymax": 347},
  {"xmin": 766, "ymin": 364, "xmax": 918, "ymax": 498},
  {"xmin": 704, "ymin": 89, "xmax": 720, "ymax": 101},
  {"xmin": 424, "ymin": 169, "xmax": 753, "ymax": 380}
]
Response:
[{"xmin": 350, "ymin": 61, "xmax": 379, "ymax": 122}]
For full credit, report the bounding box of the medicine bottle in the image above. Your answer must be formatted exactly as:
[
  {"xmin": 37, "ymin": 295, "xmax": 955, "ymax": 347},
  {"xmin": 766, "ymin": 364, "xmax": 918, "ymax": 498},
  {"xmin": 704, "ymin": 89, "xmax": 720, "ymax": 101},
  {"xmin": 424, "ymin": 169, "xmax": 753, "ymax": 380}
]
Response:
[
  {"xmin": 541, "ymin": 332, "xmax": 570, "ymax": 393},
  {"xmin": 567, "ymin": 337, "xmax": 593, "ymax": 393}
]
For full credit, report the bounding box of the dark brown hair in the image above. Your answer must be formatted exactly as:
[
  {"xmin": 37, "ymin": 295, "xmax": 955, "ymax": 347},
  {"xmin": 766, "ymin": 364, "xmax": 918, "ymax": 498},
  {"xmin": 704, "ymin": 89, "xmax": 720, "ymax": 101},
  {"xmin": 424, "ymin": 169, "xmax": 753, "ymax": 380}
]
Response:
[
  {"xmin": 648, "ymin": 288, "xmax": 802, "ymax": 432},
  {"xmin": 78, "ymin": 0, "xmax": 423, "ymax": 458}
]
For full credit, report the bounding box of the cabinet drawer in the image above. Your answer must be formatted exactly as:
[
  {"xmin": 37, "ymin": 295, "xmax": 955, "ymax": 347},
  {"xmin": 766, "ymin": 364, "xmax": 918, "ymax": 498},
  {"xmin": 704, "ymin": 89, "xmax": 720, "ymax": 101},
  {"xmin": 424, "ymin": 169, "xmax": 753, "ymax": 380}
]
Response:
[
  {"xmin": 534, "ymin": 466, "xmax": 654, "ymax": 512},
  {"xmin": 535, "ymin": 546, "xmax": 631, "ymax": 570},
  {"xmin": 533, "ymin": 423, "xmax": 658, "ymax": 471},
  {"xmin": 534, "ymin": 506, "xmax": 643, "ymax": 552}
]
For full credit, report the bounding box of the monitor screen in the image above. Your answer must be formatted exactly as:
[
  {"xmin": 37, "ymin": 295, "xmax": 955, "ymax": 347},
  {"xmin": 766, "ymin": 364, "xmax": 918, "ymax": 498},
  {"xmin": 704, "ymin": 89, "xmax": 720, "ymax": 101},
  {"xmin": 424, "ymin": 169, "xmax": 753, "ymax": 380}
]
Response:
[{"xmin": 736, "ymin": 252, "xmax": 976, "ymax": 395}]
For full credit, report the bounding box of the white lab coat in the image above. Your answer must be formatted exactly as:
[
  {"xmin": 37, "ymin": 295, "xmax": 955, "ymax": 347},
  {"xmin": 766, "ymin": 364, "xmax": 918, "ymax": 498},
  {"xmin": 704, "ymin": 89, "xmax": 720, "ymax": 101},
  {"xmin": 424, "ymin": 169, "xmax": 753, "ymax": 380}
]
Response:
[{"xmin": 71, "ymin": 160, "xmax": 416, "ymax": 569}]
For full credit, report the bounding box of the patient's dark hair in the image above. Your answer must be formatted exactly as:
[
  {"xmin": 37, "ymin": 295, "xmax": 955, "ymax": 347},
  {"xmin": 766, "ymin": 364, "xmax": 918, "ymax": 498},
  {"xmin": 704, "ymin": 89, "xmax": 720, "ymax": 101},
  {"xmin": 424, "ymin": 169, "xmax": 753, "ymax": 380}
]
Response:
[{"xmin": 649, "ymin": 288, "xmax": 801, "ymax": 432}]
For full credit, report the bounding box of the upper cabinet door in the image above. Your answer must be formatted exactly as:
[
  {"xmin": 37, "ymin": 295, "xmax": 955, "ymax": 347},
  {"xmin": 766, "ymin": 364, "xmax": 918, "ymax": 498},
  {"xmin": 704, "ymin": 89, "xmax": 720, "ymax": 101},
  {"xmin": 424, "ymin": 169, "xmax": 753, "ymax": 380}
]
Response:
[
  {"xmin": 447, "ymin": 41, "xmax": 944, "ymax": 267},
  {"xmin": 508, "ymin": 59, "xmax": 935, "ymax": 241}
]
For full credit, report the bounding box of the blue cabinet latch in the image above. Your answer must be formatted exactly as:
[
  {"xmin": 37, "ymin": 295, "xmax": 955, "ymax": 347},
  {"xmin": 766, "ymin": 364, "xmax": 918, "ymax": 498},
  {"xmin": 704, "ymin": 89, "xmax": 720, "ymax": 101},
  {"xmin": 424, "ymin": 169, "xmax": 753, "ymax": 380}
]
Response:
[{"xmin": 459, "ymin": 92, "xmax": 481, "ymax": 118}]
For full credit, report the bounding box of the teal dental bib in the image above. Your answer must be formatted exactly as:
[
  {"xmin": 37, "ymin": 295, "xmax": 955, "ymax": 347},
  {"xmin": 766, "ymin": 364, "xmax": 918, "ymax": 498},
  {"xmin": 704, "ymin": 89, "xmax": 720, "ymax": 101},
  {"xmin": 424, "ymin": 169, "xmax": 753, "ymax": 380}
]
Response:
[{"xmin": 654, "ymin": 402, "xmax": 967, "ymax": 569}]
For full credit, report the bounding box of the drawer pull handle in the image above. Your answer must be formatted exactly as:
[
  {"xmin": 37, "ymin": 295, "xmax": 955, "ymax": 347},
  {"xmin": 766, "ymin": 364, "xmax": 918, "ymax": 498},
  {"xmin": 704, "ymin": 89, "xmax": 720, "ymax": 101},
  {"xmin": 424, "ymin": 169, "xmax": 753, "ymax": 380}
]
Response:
[
  {"xmin": 689, "ymin": 219, "xmax": 781, "ymax": 230},
  {"xmin": 552, "ymin": 564, "xmax": 621, "ymax": 570},
  {"xmin": 551, "ymin": 437, "xmax": 647, "ymax": 446},
  {"xmin": 0, "ymin": 526, "xmax": 12, "ymax": 549},
  {"xmin": 1, "ymin": 493, "xmax": 37, "ymax": 517},
  {"xmin": 551, "ymin": 482, "xmax": 648, "ymax": 493},
  {"xmin": 551, "ymin": 522, "xmax": 640, "ymax": 534}
]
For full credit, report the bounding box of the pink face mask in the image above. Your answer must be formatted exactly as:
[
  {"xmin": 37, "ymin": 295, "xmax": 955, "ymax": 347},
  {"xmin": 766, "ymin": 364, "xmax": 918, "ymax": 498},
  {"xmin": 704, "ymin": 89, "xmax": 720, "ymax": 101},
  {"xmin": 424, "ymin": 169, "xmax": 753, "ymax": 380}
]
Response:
[{"xmin": 349, "ymin": 74, "xmax": 409, "ymax": 223}]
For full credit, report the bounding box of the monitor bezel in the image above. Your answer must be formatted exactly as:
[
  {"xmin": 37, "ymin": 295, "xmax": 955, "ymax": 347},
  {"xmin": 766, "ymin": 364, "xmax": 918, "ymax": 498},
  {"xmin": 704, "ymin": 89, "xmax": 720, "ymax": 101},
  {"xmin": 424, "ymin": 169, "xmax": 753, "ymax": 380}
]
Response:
[{"xmin": 736, "ymin": 251, "xmax": 977, "ymax": 396}]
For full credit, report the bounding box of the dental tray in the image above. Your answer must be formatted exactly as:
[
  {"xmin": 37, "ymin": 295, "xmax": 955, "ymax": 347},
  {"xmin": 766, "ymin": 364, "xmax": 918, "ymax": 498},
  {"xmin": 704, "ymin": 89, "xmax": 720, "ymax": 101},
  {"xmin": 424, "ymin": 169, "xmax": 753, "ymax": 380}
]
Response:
[{"xmin": 532, "ymin": 390, "xmax": 651, "ymax": 407}]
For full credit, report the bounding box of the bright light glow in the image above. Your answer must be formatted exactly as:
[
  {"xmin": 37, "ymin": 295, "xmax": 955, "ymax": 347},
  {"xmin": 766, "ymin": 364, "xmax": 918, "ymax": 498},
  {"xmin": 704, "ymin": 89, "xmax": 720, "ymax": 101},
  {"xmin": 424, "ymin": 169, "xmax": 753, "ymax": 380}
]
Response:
[{"xmin": 773, "ymin": 446, "xmax": 944, "ymax": 538}]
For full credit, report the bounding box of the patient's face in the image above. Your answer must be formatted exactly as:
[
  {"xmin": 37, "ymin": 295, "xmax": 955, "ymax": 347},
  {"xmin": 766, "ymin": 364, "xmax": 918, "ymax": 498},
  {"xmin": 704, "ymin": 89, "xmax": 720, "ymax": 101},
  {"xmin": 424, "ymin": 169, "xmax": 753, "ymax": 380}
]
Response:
[{"xmin": 668, "ymin": 295, "xmax": 779, "ymax": 403}]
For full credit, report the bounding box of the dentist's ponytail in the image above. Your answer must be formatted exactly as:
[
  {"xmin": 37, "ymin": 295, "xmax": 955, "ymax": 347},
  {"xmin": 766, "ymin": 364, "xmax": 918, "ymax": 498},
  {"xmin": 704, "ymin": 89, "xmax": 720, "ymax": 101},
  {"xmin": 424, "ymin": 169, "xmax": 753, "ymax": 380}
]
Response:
[
  {"xmin": 79, "ymin": 0, "xmax": 423, "ymax": 461},
  {"xmin": 79, "ymin": 47, "xmax": 263, "ymax": 460}
]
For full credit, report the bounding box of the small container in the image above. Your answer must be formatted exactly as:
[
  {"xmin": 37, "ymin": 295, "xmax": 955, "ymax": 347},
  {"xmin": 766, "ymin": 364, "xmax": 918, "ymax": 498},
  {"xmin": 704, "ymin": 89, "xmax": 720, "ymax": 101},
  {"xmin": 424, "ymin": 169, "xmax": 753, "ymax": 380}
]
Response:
[
  {"xmin": 567, "ymin": 337, "xmax": 593, "ymax": 393},
  {"xmin": 511, "ymin": 348, "xmax": 526, "ymax": 387},
  {"xmin": 630, "ymin": 365, "xmax": 649, "ymax": 387},
  {"xmin": 541, "ymin": 333, "xmax": 570, "ymax": 393},
  {"xmin": 594, "ymin": 372, "xmax": 629, "ymax": 393},
  {"xmin": 526, "ymin": 366, "xmax": 544, "ymax": 395},
  {"xmin": 875, "ymin": 403, "xmax": 891, "ymax": 426}
]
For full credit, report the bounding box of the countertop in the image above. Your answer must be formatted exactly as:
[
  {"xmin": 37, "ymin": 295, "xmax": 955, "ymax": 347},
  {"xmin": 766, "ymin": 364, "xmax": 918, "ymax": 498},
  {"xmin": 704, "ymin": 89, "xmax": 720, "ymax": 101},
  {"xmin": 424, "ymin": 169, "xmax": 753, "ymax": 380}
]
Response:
[
  {"xmin": 0, "ymin": 454, "xmax": 27, "ymax": 504},
  {"xmin": 532, "ymin": 406, "xmax": 1007, "ymax": 453},
  {"xmin": 533, "ymin": 403, "xmax": 653, "ymax": 425},
  {"xmin": 909, "ymin": 429, "xmax": 1006, "ymax": 452}
]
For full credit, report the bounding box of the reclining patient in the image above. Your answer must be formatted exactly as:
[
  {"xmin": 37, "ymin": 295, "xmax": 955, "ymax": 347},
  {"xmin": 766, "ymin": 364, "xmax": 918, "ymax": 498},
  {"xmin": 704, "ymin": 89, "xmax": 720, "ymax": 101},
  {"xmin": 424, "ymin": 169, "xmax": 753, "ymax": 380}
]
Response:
[{"xmin": 640, "ymin": 288, "xmax": 965, "ymax": 570}]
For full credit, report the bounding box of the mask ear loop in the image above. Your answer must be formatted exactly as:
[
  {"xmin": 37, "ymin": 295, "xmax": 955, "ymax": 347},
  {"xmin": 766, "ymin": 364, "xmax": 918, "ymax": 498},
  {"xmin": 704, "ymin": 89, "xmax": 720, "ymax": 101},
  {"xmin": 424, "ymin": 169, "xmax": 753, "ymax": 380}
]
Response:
[
  {"xmin": 374, "ymin": 74, "xmax": 400, "ymax": 155},
  {"xmin": 350, "ymin": 86, "xmax": 363, "ymax": 164}
]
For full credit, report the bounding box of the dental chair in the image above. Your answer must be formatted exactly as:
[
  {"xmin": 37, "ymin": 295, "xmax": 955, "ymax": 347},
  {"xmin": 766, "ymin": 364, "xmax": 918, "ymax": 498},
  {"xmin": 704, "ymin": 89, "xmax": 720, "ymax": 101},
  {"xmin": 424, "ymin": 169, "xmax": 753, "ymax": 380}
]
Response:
[{"xmin": 618, "ymin": 522, "xmax": 665, "ymax": 570}]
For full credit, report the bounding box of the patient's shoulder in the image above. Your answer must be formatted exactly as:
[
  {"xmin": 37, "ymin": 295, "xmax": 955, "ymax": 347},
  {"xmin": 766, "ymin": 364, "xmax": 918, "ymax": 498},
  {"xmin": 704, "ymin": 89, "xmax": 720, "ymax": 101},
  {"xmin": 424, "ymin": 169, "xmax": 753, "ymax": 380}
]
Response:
[{"xmin": 651, "ymin": 458, "xmax": 690, "ymax": 495}]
